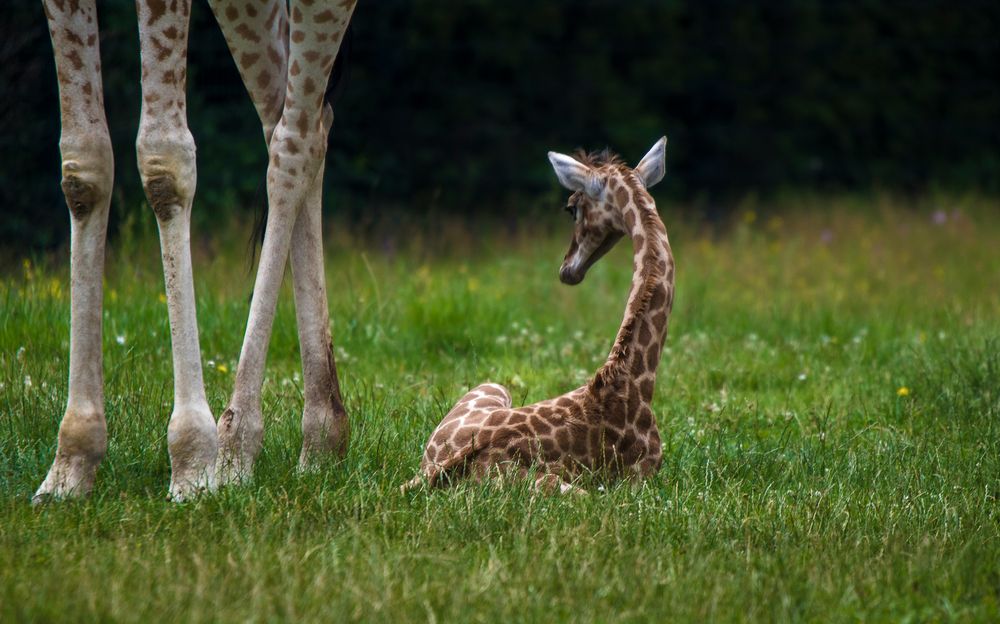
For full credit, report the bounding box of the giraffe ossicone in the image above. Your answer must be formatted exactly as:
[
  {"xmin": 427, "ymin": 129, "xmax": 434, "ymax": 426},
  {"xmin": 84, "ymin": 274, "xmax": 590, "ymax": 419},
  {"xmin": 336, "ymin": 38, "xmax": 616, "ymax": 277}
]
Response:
[
  {"xmin": 34, "ymin": 0, "xmax": 356, "ymax": 503},
  {"xmin": 404, "ymin": 136, "xmax": 675, "ymax": 494}
]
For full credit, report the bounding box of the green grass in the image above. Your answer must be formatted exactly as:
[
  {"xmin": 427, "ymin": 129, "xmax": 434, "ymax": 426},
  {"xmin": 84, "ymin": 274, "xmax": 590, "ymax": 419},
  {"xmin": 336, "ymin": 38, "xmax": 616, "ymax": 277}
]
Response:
[{"xmin": 1, "ymin": 195, "xmax": 999, "ymax": 622}]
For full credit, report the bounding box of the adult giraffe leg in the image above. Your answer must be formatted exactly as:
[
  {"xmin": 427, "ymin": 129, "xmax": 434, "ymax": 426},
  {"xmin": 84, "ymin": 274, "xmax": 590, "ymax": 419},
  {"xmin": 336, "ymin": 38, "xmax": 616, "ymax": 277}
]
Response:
[
  {"xmin": 207, "ymin": 0, "xmax": 286, "ymax": 483},
  {"xmin": 210, "ymin": 0, "xmax": 350, "ymax": 471},
  {"xmin": 135, "ymin": 0, "xmax": 217, "ymax": 500},
  {"xmin": 213, "ymin": 0, "xmax": 356, "ymax": 483},
  {"xmin": 292, "ymin": 107, "xmax": 349, "ymax": 469},
  {"xmin": 206, "ymin": 0, "xmax": 289, "ymax": 146},
  {"xmin": 34, "ymin": 0, "xmax": 113, "ymax": 503}
]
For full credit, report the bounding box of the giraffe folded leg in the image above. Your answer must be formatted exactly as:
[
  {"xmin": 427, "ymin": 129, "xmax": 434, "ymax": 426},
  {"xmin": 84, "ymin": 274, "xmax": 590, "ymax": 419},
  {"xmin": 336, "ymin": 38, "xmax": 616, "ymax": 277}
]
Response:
[
  {"xmin": 442, "ymin": 383, "xmax": 513, "ymax": 425},
  {"xmin": 400, "ymin": 474, "xmax": 426, "ymax": 493},
  {"xmin": 532, "ymin": 473, "xmax": 588, "ymax": 496},
  {"xmin": 401, "ymin": 383, "xmax": 513, "ymax": 490},
  {"xmin": 470, "ymin": 462, "xmax": 586, "ymax": 496}
]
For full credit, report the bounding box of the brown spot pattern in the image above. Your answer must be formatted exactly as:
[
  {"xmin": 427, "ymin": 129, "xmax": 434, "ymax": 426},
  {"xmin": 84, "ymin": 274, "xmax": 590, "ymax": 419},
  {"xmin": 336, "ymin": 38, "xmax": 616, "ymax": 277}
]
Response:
[{"xmin": 408, "ymin": 163, "xmax": 676, "ymax": 492}]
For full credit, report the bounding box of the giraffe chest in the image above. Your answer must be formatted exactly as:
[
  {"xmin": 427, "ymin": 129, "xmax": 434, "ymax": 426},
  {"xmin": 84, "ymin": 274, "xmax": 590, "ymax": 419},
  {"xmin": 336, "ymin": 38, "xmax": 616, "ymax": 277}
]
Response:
[
  {"xmin": 532, "ymin": 411, "xmax": 662, "ymax": 478},
  {"xmin": 590, "ymin": 392, "xmax": 662, "ymax": 473}
]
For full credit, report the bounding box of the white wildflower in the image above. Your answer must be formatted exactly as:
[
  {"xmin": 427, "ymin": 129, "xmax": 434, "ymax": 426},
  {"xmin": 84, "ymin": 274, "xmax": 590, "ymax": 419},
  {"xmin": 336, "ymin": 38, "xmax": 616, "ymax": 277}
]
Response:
[{"xmin": 336, "ymin": 346, "xmax": 352, "ymax": 363}]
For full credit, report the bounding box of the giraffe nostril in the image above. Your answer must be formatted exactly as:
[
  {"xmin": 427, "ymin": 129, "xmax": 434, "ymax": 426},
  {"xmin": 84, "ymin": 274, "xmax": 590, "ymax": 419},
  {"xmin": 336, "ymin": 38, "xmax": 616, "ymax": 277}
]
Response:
[{"xmin": 559, "ymin": 265, "xmax": 582, "ymax": 285}]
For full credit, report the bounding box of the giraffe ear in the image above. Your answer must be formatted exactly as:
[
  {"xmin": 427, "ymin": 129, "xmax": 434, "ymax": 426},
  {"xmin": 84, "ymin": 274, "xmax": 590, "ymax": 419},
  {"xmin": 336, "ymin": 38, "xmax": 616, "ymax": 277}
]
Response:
[
  {"xmin": 634, "ymin": 136, "xmax": 668, "ymax": 189},
  {"xmin": 547, "ymin": 151, "xmax": 603, "ymax": 199}
]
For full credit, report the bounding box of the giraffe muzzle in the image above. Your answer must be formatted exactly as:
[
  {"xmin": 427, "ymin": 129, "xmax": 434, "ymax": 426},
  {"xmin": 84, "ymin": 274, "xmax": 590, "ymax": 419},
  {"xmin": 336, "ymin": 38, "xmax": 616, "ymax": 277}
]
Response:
[
  {"xmin": 560, "ymin": 232, "xmax": 623, "ymax": 285},
  {"xmin": 559, "ymin": 264, "xmax": 584, "ymax": 285}
]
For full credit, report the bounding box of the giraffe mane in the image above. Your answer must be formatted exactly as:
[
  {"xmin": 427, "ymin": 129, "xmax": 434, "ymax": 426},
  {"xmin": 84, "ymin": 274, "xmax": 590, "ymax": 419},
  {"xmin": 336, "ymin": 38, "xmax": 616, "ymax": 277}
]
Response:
[
  {"xmin": 592, "ymin": 268, "xmax": 662, "ymax": 390},
  {"xmin": 573, "ymin": 148, "xmax": 626, "ymax": 169}
]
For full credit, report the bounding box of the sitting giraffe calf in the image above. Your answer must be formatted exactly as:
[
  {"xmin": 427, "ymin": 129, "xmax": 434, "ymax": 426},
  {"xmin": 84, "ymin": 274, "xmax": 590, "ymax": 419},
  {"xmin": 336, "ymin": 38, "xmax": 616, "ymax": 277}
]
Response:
[{"xmin": 404, "ymin": 137, "xmax": 675, "ymax": 493}]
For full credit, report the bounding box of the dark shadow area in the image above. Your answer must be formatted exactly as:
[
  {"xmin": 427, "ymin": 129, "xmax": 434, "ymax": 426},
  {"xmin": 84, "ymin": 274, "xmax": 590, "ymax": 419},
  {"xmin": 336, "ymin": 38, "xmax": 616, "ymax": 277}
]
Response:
[{"xmin": 2, "ymin": 0, "xmax": 998, "ymax": 251}]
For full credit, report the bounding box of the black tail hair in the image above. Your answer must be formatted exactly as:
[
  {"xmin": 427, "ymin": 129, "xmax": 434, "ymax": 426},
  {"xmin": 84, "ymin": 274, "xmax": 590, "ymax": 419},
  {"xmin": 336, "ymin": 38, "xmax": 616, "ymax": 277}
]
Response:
[
  {"xmin": 325, "ymin": 22, "xmax": 355, "ymax": 114},
  {"xmin": 247, "ymin": 22, "xmax": 355, "ymax": 279}
]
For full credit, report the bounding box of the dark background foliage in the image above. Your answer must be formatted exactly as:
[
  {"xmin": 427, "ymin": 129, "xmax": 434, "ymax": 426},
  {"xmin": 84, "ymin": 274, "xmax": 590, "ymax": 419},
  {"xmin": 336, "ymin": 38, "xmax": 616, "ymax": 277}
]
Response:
[{"xmin": 2, "ymin": 0, "xmax": 998, "ymax": 249}]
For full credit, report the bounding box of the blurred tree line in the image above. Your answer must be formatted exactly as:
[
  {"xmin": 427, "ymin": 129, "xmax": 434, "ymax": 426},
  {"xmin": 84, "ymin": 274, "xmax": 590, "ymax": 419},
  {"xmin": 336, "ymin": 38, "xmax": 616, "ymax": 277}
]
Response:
[{"xmin": 2, "ymin": 0, "xmax": 998, "ymax": 250}]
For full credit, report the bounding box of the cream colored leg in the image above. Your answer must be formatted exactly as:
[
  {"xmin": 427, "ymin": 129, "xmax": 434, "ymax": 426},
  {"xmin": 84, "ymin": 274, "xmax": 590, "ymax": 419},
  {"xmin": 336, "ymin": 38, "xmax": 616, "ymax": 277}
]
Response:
[
  {"xmin": 292, "ymin": 108, "xmax": 348, "ymax": 469},
  {"xmin": 34, "ymin": 0, "xmax": 113, "ymax": 503},
  {"xmin": 136, "ymin": 0, "xmax": 217, "ymax": 500}
]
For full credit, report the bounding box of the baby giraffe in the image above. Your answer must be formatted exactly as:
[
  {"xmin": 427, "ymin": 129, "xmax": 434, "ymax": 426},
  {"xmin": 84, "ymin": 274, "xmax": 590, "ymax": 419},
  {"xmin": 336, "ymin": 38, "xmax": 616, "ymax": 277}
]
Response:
[{"xmin": 404, "ymin": 137, "xmax": 675, "ymax": 494}]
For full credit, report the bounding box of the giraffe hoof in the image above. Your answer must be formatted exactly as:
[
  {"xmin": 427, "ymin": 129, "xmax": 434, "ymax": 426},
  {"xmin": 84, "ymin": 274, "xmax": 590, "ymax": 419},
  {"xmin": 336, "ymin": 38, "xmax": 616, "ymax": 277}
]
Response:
[
  {"xmin": 32, "ymin": 452, "xmax": 101, "ymax": 505},
  {"xmin": 33, "ymin": 408, "xmax": 107, "ymax": 504},
  {"xmin": 167, "ymin": 404, "xmax": 218, "ymax": 502},
  {"xmin": 298, "ymin": 403, "xmax": 349, "ymax": 471},
  {"xmin": 215, "ymin": 445, "xmax": 257, "ymax": 487},
  {"xmin": 168, "ymin": 479, "xmax": 212, "ymax": 503},
  {"xmin": 400, "ymin": 475, "xmax": 427, "ymax": 493},
  {"xmin": 559, "ymin": 482, "xmax": 589, "ymax": 496},
  {"xmin": 215, "ymin": 404, "xmax": 263, "ymax": 487},
  {"xmin": 168, "ymin": 457, "xmax": 216, "ymax": 502}
]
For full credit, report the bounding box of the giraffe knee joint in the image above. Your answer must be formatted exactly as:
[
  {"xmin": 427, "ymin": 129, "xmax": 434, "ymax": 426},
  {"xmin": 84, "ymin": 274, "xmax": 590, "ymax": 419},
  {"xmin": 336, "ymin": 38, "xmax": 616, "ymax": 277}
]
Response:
[
  {"xmin": 143, "ymin": 175, "xmax": 183, "ymax": 222},
  {"xmin": 136, "ymin": 131, "xmax": 197, "ymax": 222},
  {"xmin": 59, "ymin": 142, "xmax": 113, "ymax": 221},
  {"xmin": 61, "ymin": 176, "xmax": 101, "ymax": 220}
]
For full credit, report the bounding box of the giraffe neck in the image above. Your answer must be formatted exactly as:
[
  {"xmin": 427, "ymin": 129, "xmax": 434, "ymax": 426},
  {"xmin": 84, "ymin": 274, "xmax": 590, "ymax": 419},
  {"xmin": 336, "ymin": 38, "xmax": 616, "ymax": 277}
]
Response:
[{"xmin": 591, "ymin": 173, "xmax": 675, "ymax": 405}]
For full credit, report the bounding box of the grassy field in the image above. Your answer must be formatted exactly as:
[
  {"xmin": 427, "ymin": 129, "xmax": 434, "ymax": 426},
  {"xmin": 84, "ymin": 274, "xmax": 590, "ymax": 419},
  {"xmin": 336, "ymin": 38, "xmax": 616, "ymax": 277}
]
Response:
[{"xmin": 1, "ymin": 195, "xmax": 998, "ymax": 622}]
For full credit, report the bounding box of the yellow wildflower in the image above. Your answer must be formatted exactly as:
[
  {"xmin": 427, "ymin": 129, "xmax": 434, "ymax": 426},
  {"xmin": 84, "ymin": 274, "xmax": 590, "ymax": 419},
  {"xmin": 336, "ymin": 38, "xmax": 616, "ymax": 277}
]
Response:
[
  {"xmin": 158, "ymin": 293, "xmax": 168, "ymax": 304},
  {"xmin": 217, "ymin": 363, "xmax": 229, "ymax": 374},
  {"xmin": 897, "ymin": 386, "xmax": 910, "ymax": 397},
  {"xmin": 47, "ymin": 278, "xmax": 62, "ymax": 300}
]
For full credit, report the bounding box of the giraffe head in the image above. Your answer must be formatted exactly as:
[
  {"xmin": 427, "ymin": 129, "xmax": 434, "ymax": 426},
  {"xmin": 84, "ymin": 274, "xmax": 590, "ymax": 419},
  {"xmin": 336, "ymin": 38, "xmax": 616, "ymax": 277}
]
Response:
[{"xmin": 548, "ymin": 137, "xmax": 667, "ymax": 285}]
